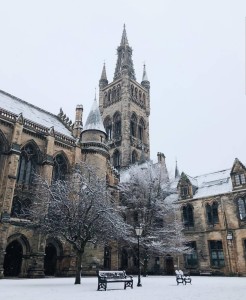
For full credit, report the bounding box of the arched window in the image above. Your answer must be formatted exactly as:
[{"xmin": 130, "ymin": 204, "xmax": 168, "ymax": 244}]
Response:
[
  {"xmin": 112, "ymin": 87, "xmax": 116, "ymax": 101},
  {"xmin": 116, "ymin": 85, "xmax": 121, "ymax": 100},
  {"xmin": 138, "ymin": 118, "xmax": 145, "ymax": 142},
  {"xmin": 52, "ymin": 154, "xmax": 68, "ymax": 181},
  {"xmin": 130, "ymin": 114, "xmax": 137, "ymax": 137},
  {"xmin": 113, "ymin": 113, "xmax": 121, "ymax": 139},
  {"xmin": 104, "ymin": 117, "xmax": 112, "ymax": 140},
  {"xmin": 139, "ymin": 90, "xmax": 142, "ymax": 100},
  {"xmin": 113, "ymin": 150, "xmax": 120, "ymax": 169},
  {"xmin": 104, "ymin": 92, "xmax": 107, "ymax": 105},
  {"xmin": 17, "ymin": 143, "xmax": 38, "ymax": 185},
  {"xmin": 143, "ymin": 93, "xmax": 146, "ymax": 103},
  {"xmin": 135, "ymin": 87, "xmax": 138, "ymax": 99},
  {"xmin": 108, "ymin": 90, "xmax": 111, "ymax": 102},
  {"xmin": 183, "ymin": 204, "xmax": 194, "ymax": 228},
  {"xmin": 131, "ymin": 85, "xmax": 134, "ymax": 96},
  {"xmin": 11, "ymin": 197, "xmax": 31, "ymax": 218},
  {"xmin": 206, "ymin": 202, "xmax": 219, "ymax": 225},
  {"xmin": 132, "ymin": 151, "xmax": 137, "ymax": 164},
  {"xmin": 238, "ymin": 197, "xmax": 246, "ymax": 220}
]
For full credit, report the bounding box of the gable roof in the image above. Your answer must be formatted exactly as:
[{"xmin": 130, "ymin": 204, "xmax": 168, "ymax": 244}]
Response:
[
  {"xmin": 184, "ymin": 169, "xmax": 232, "ymax": 199},
  {"xmin": 0, "ymin": 89, "xmax": 73, "ymax": 137}
]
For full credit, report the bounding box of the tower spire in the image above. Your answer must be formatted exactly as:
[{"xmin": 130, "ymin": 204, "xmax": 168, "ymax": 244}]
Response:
[
  {"xmin": 114, "ymin": 25, "xmax": 136, "ymax": 81},
  {"xmin": 99, "ymin": 63, "xmax": 108, "ymax": 89},
  {"xmin": 120, "ymin": 24, "xmax": 129, "ymax": 46},
  {"xmin": 175, "ymin": 159, "xmax": 180, "ymax": 178}
]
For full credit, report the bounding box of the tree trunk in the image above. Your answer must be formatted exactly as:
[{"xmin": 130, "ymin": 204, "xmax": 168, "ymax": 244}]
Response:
[{"xmin": 74, "ymin": 251, "xmax": 83, "ymax": 284}]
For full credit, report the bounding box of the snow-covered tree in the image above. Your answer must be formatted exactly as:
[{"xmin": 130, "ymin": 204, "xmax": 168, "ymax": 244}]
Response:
[
  {"xmin": 119, "ymin": 162, "xmax": 188, "ymax": 274},
  {"xmin": 26, "ymin": 163, "xmax": 131, "ymax": 284}
]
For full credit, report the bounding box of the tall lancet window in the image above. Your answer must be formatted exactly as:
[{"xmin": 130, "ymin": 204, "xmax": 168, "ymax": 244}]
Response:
[
  {"xmin": 17, "ymin": 144, "xmax": 38, "ymax": 185},
  {"xmin": 52, "ymin": 154, "xmax": 68, "ymax": 181},
  {"xmin": 113, "ymin": 113, "xmax": 121, "ymax": 139},
  {"xmin": 130, "ymin": 114, "xmax": 137, "ymax": 137},
  {"xmin": 104, "ymin": 117, "xmax": 112, "ymax": 140},
  {"xmin": 113, "ymin": 150, "xmax": 120, "ymax": 169},
  {"xmin": 138, "ymin": 118, "xmax": 145, "ymax": 142}
]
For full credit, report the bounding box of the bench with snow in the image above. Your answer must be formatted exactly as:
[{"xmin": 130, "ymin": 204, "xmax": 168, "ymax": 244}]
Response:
[
  {"xmin": 97, "ymin": 270, "xmax": 133, "ymax": 291},
  {"xmin": 199, "ymin": 270, "xmax": 212, "ymax": 276},
  {"xmin": 175, "ymin": 270, "xmax": 192, "ymax": 285}
]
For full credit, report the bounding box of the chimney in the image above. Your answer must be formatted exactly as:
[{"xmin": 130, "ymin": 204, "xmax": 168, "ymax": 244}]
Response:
[{"xmin": 73, "ymin": 105, "xmax": 83, "ymax": 138}]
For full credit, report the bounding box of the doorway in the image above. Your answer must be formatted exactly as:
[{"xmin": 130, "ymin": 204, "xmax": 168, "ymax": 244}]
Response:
[
  {"xmin": 44, "ymin": 243, "xmax": 57, "ymax": 276},
  {"xmin": 165, "ymin": 255, "xmax": 174, "ymax": 275},
  {"xmin": 3, "ymin": 240, "xmax": 23, "ymax": 277}
]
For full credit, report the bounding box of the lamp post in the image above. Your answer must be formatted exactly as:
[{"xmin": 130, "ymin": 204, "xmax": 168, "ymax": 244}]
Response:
[{"xmin": 135, "ymin": 225, "xmax": 143, "ymax": 287}]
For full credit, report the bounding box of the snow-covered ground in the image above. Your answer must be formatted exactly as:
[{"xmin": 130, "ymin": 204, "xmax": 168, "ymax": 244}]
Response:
[{"xmin": 1, "ymin": 275, "xmax": 245, "ymax": 300}]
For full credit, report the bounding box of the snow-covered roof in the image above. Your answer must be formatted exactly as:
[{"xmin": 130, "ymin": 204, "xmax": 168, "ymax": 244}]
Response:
[
  {"xmin": 0, "ymin": 90, "xmax": 73, "ymax": 137},
  {"xmin": 83, "ymin": 98, "xmax": 106, "ymax": 133},
  {"xmin": 192, "ymin": 169, "xmax": 232, "ymax": 199}
]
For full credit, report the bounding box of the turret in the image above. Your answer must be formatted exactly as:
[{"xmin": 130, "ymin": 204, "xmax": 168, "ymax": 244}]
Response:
[
  {"xmin": 99, "ymin": 63, "xmax": 108, "ymax": 90},
  {"xmin": 141, "ymin": 64, "xmax": 150, "ymax": 90}
]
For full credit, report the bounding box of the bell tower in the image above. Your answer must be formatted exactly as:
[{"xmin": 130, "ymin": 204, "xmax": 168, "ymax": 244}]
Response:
[{"xmin": 99, "ymin": 25, "xmax": 150, "ymax": 170}]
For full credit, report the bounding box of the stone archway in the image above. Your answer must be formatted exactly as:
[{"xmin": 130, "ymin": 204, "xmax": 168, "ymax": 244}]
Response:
[
  {"xmin": 44, "ymin": 243, "xmax": 57, "ymax": 276},
  {"xmin": 44, "ymin": 238, "xmax": 63, "ymax": 276},
  {"xmin": 3, "ymin": 240, "xmax": 23, "ymax": 277}
]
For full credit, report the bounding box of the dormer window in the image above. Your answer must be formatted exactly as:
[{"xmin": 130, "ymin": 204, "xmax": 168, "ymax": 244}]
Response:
[
  {"xmin": 234, "ymin": 173, "xmax": 246, "ymax": 186},
  {"xmin": 181, "ymin": 186, "xmax": 189, "ymax": 197}
]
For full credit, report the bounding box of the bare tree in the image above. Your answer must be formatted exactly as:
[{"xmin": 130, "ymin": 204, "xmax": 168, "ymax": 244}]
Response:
[
  {"xmin": 119, "ymin": 162, "xmax": 188, "ymax": 275},
  {"xmin": 27, "ymin": 163, "xmax": 131, "ymax": 284}
]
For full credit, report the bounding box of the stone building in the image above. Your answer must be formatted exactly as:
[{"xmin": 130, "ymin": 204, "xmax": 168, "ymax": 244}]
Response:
[
  {"xmin": 0, "ymin": 26, "xmax": 168, "ymax": 278},
  {"xmin": 0, "ymin": 88, "xmax": 120, "ymax": 278},
  {"xmin": 176, "ymin": 158, "xmax": 246, "ymax": 276}
]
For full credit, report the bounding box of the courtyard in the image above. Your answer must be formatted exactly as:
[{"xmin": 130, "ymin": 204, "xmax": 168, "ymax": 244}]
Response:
[{"xmin": 1, "ymin": 275, "xmax": 245, "ymax": 300}]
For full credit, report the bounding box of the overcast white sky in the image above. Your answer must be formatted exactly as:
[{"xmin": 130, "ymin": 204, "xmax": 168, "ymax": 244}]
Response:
[{"xmin": 0, "ymin": 0, "xmax": 246, "ymax": 177}]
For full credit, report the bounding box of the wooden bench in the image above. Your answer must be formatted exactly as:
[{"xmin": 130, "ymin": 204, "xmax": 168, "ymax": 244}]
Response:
[
  {"xmin": 175, "ymin": 270, "xmax": 192, "ymax": 285},
  {"xmin": 199, "ymin": 270, "xmax": 212, "ymax": 276},
  {"xmin": 97, "ymin": 270, "xmax": 133, "ymax": 291}
]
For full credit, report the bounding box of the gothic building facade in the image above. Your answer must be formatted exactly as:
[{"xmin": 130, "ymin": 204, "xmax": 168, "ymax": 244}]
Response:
[
  {"xmin": 0, "ymin": 26, "xmax": 169, "ymax": 278},
  {"xmin": 1, "ymin": 25, "xmax": 245, "ymax": 279},
  {"xmin": 176, "ymin": 158, "xmax": 246, "ymax": 276}
]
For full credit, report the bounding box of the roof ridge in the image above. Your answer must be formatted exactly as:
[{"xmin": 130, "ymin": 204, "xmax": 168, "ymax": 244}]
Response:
[
  {"xmin": 194, "ymin": 168, "xmax": 231, "ymax": 179},
  {"xmin": 0, "ymin": 89, "xmax": 60, "ymax": 120}
]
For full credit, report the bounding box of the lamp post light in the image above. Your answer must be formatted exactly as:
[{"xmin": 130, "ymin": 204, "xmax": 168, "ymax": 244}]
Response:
[{"xmin": 135, "ymin": 225, "xmax": 143, "ymax": 287}]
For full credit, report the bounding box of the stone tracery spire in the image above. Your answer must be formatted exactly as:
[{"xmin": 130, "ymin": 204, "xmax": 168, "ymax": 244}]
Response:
[{"xmin": 114, "ymin": 24, "xmax": 136, "ymax": 81}]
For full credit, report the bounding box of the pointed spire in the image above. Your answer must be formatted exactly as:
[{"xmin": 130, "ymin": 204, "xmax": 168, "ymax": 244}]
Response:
[
  {"xmin": 83, "ymin": 94, "xmax": 106, "ymax": 133},
  {"xmin": 142, "ymin": 64, "xmax": 149, "ymax": 82},
  {"xmin": 114, "ymin": 25, "xmax": 136, "ymax": 81},
  {"xmin": 141, "ymin": 64, "xmax": 150, "ymax": 90},
  {"xmin": 100, "ymin": 63, "xmax": 108, "ymax": 81},
  {"xmin": 99, "ymin": 62, "xmax": 108, "ymax": 89},
  {"xmin": 175, "ymin": 159, "xmax": 180, "ymax": 178},
  {"xmin": 120, "ymin": 24, "xmax": 129, "ymax": 46}
]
